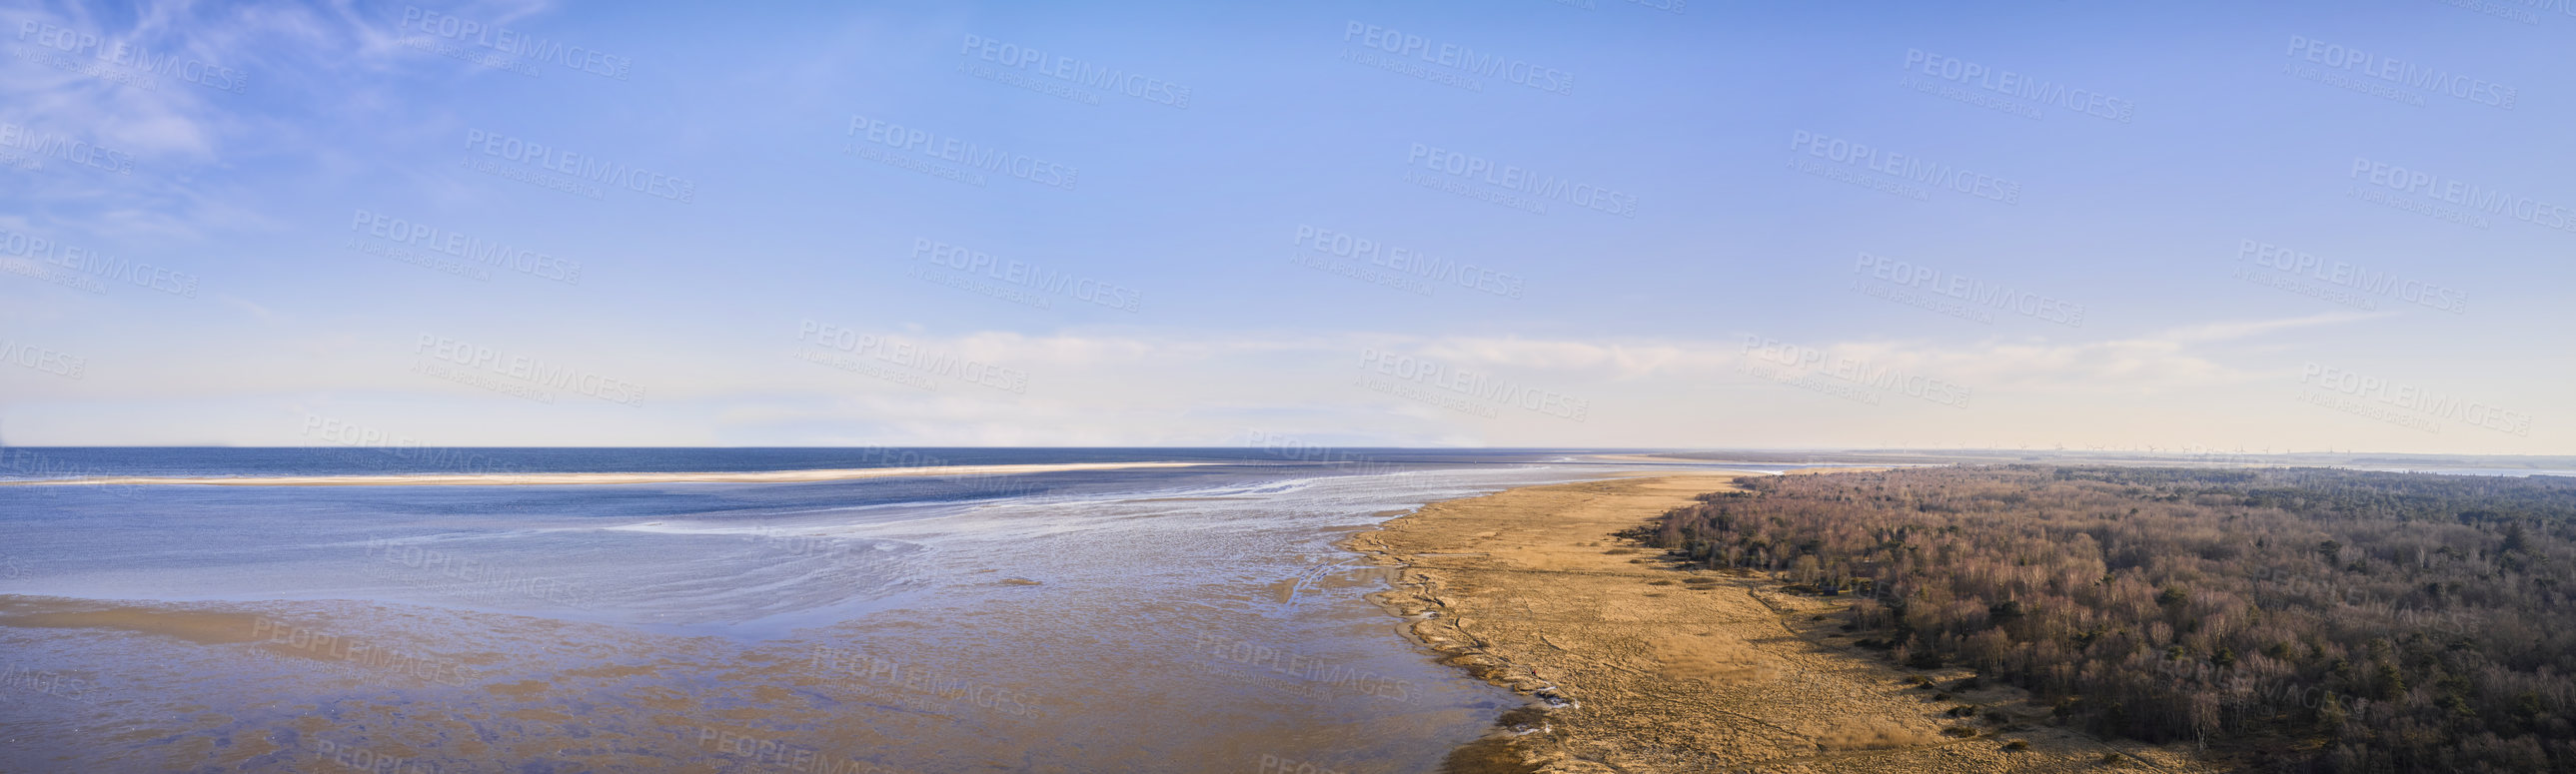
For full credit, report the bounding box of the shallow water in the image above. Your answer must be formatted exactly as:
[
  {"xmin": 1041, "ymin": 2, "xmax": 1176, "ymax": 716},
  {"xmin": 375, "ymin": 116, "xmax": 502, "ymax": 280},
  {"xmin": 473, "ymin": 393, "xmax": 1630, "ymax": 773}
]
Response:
[{"xmin": 0, "ymin": 448, "xmax": 1684, "ymax": 772}]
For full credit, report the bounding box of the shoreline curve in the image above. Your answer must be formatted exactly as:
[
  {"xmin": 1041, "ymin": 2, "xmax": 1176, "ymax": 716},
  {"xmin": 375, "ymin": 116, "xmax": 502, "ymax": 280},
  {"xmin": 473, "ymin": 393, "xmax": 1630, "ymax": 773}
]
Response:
[{"xmin": 1345, "ymin": 471, "xmax": 2216, "ymax": 773}]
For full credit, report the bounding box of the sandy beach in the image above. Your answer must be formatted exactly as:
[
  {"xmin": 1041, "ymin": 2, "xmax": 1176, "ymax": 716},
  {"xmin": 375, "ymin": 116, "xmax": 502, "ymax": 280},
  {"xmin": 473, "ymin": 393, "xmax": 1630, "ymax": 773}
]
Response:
[
  {"xmin": 1349, "ymin": 472, "xmax": 2218, "ymax": 773},
  {"xmin": 0, "ymin": 461, "xmax": 1212, "ymax": 487}
]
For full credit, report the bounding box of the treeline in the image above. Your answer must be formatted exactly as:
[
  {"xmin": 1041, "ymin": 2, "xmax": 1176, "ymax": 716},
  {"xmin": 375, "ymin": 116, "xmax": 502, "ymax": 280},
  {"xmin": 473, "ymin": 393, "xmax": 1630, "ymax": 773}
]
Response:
[{"xmin": 1639, "ymin": 466, "xmax": 2576, "ymax": 773}]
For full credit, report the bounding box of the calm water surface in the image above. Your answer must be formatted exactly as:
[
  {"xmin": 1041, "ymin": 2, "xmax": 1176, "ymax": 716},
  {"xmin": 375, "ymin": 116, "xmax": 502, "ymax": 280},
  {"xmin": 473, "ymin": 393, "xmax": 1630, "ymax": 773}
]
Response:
[{"xmin": 0, "ymin": 447, "xmax": 1718, "ymax": 773}]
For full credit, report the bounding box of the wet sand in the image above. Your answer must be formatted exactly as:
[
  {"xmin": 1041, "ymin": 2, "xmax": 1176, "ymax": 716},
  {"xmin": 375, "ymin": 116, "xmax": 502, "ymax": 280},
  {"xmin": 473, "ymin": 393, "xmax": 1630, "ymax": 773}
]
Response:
[
  {"xmin": 5, "ymin": 463, "xmax": 1622, "ymax": 773},
  {"xmin": 1586, "ymin": 454, "xmax": 1712, "ymax": 464},
  {"xmin": 1349, "ymin": 472, "xmax": 2218, "ymax": 773},
  {"xmin": 0, "ymin": 461, "xmax": 1211, "ymax": 487}
]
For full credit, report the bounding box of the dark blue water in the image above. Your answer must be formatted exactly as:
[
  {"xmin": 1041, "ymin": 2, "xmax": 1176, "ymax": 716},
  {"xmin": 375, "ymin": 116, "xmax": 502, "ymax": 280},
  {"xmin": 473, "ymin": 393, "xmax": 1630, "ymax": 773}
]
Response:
[
  {"xmin": 0, "ymin": 445, "xmax": 1641, "ymax": 480},
  {"xmin": 0, "ymin": 447, "xmax": 1646, "ymax": 630}
]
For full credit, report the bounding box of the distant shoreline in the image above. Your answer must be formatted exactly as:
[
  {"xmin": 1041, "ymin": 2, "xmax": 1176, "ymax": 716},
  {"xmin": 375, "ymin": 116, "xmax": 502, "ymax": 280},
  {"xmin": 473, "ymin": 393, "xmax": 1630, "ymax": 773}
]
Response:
[{"xmin": 0, "ymin": 460, "xmax": 1212, "ymax": 487}]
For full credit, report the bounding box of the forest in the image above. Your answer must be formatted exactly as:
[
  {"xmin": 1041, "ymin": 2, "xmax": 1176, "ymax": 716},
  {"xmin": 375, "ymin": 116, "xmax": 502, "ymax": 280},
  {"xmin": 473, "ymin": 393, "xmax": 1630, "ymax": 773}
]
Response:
[{"xmin": 1637, "ymin": 465, "xmax": 2576, "ymax": 773}]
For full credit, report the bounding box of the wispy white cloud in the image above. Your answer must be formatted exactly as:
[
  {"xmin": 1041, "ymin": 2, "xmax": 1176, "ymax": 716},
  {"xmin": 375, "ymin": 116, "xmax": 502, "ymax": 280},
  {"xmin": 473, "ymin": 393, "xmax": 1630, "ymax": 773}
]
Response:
[
  {"xmin": 0, "ymin": 0, "xmax": 570, "ymax": 241},
  {"xmin": 2161, "ymin": 311, "xmax": 2386, "ymax": 343}
]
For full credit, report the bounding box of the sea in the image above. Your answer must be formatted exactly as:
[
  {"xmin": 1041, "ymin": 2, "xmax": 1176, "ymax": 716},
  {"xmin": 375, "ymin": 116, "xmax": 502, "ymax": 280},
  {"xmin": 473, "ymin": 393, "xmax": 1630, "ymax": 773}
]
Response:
[{"xmin": 0, "ymin": 447, "xmax": 1742, "ymax": 773}]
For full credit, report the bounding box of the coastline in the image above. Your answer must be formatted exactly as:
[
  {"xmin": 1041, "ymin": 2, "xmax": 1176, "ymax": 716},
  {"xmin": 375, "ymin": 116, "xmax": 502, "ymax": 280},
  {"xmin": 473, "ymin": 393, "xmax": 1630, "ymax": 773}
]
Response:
[
  {"xmin": 0, "ymin": 460, "xmax": 1211, "ymax": 487},
  {"xmin": 1348, "ymin": 472, "xmax": 2215, "ymax": 773}
]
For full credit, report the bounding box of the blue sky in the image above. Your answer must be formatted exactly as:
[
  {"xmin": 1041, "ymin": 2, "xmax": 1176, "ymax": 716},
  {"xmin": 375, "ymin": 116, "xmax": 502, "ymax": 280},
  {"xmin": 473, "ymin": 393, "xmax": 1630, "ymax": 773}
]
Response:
[{"xmin": 1, "ymin": 0, "xmax": 2568, "ymax": 451}]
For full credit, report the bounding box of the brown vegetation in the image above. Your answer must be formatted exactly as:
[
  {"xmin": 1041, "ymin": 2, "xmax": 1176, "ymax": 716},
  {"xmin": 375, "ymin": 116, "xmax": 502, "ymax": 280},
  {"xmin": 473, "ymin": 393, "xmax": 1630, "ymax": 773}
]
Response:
[
  {"xmin": 1637, "ymin": 465, "xmax": 2576, "ymax": 773},
  {"xmin": 1355, "ymin": 473, "xmax": 2210, "ymax": 773}
]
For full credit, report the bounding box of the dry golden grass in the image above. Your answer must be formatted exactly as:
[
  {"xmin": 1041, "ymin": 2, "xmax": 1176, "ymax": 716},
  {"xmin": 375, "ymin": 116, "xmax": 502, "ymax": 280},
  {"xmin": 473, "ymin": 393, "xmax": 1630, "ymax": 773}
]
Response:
[{"xmin": 1347, "ymin": 473, "xmax": 2218, "ymax": 774}]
